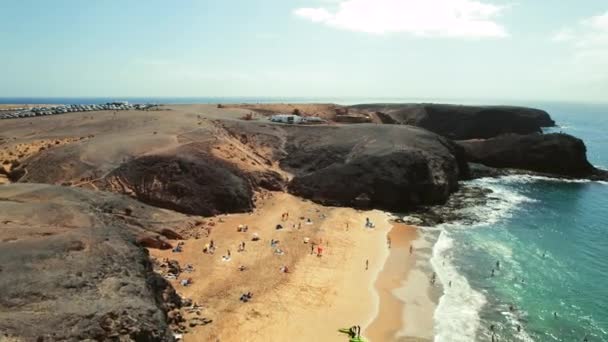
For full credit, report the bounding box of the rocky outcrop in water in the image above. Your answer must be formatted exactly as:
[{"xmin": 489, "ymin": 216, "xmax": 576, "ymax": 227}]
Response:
[
  {"xmin": 0, "ymin": 184, "xmax": 189, "ymax": 341},
  {"xmin": 457, "ymin": 133, "xmax": 607, "ymax": 179},
  {"xmin": 399, "ymin": 185, "xmax": 494, "ymax": 226},
  {"xmin": 351, "ymin": 104, "xmax": 555, "ymax": 140}
]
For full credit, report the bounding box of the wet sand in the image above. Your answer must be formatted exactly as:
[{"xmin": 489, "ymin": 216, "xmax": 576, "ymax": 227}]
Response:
[{"xmin": 366, "ymin": 224, "xmax": 437, "ymax": 342}]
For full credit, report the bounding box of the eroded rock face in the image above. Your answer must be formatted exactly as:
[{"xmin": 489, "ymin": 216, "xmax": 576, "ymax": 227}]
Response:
[
  {"xmin": 0, "ymin": 184, "xmax": 186, "ymax": 341},
  {"xmin": 457, "ymin": 133, "xmax": 602, "ymax": 178},
  {"xmin": 282, "ymin": 124, "xmax": 469, "ymax": 211},
  {"xmin": 351, "ymin": 104, "xmax": 555, "ymax": 140},
  {"xmin": 104, "ymin": 153, "xmax": 255, "ymax": 216}
]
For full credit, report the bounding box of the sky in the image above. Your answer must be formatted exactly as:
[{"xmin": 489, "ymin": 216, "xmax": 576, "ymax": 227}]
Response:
[{"xmin": 1, "ymin": 0, "xmax": 607, "ymax": 103}]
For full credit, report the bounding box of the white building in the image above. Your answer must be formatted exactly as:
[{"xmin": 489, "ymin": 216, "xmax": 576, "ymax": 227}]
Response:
[{"xmin": 270, "ymin": 114, "xmax": 303, "ymax": 124}]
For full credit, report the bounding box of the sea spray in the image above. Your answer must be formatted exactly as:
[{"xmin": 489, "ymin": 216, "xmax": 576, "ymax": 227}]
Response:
[
  {"xmin": 431, "ymin": 231, "xmax": 486, "ymax": 342},
  {"xmin": 425, "ymin": 176, "xmax": 536, "ymax": 341}
]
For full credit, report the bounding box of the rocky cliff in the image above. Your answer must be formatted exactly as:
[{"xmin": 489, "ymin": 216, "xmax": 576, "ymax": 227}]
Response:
[
  {"xmin": 281, "ymin": 124, "xmax": 469, "ymax": 210},
  {"xmin": 351, "ymin": 103, "xmax": 555, "ymax": 140},
  {"xmin": 0, "ymin": 184, "xmax": 190, "ymax": 341},
  {"xmin": 457, "ymin": 133, "xmax": 607, "ymax": 179}
]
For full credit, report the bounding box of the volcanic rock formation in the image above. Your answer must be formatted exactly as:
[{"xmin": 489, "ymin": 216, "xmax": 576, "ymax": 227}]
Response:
[{"xmin": 351, "ymin": 103, "xmax": 555, "ymax": 139}]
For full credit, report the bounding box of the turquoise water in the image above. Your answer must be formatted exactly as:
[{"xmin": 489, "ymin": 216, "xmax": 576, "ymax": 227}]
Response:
[{"xmin": 432, "ymin": 103, "xmax": 608, "ymax": 342}]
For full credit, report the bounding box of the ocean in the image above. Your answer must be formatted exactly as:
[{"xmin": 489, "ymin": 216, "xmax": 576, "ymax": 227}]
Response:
[
  {"xmin": 2, "ymin": 97, "xmax": 606, "ymax": 341},
  {"xmin": 429, "ymin": 102, "xmax": 608, "ymax": 342}
]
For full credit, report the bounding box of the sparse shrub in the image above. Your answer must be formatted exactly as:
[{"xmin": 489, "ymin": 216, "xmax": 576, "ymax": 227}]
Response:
[{"xmin": 293, "ymin": 108, "xmax": 301, "ymax": 115}]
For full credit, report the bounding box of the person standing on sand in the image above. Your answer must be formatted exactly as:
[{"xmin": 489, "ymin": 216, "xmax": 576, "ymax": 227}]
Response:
[
  {"xmin": 409, "ymin": 245, "xmax": 413, "ymax": 255},
  {"xmin": 365, "ymin": 259, "xmax": 369, "ymax": 270},
  {"xmin": 387, "ymin": 236, "xmax": 391, "ymax": 249}
]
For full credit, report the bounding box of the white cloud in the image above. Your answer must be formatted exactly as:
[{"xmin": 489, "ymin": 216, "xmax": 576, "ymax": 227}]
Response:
[
  {"xmin": 293, "ymin": 0, "xmax": 508, "ymax": 38},
  {"xmin": 294, "ymin": 8, "xmax": 333, "ymax": 22},
  {"xmin": 552, "ymin": 28, "xmax": 575, "ymax": 42},
  {"xmin": 551, "ymin": 11, "xmax": 608, "ymax": 85},
  {"xmin": 553, "ymin": 11, "xmax": 608, "ymax": 48}
]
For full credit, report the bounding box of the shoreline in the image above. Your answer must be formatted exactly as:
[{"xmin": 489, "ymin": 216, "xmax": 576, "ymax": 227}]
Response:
[{"xmin": 366, "ymin": 224, "xmax": 438, "ymax": 342}]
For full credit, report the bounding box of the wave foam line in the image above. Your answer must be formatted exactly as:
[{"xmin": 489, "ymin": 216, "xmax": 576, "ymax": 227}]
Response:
[{"xmin": 431, "ymin": 231, "xmax": 487, "ymax": 342}]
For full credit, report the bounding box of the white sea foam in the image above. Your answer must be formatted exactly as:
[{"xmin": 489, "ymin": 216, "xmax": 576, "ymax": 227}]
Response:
[
  {"xmin": 429, "ymin": 178, "xmax": 537, "ymax": 341},
  {"xmin": 502, "ymin": 310, "xmax": 535, "ymax": 342},
  {"xmin": 431, "ymin": 231, "xmax": 487, "ymax": 342},
  {"xmin": 477, "ymin": 174, "xmax": 608, "ymax": 186}
]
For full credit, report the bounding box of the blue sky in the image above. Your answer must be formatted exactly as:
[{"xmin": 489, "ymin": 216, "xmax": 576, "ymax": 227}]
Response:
[{"xmin": 1, "ymin": 0, "xmax": 607, "ymax": 102}]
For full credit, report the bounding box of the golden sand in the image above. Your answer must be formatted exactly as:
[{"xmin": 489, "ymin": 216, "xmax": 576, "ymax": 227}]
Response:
[{"xmin": 150, "ymin": 192, "xmax": 397, "ymax": 341}]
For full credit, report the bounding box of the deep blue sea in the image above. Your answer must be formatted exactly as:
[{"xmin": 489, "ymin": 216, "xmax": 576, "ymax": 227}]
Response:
[{"xmin": 1, "ymin": 97, "xmax": 606, "ymax": 341}]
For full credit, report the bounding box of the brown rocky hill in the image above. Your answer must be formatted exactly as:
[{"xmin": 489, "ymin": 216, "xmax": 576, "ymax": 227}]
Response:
[{"xmin": 0, "ymin": 183, "xmax": 191, "ymax": 341}]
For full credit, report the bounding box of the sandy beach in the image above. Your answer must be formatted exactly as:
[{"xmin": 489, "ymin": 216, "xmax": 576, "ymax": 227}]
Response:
[
  {"xmin": 367, "ymin": 224, "xmax": 438, "ymax": 342},
  {"xmin": 148, "ymin": 192, "xmax": 436, "ymax": 341}
]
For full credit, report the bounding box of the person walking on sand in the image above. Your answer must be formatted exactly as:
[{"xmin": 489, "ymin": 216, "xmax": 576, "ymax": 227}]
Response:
[
  {"xmin": 365, "ymin": 259, "xmax": 369, "ymax": 270},
  {"xmin": 409, "ymin": 245, "xmax": 413, "ymax": 255},
  {"xmin": 387, "ymin": 236, "xmax": 391, "ymax": 249}
]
